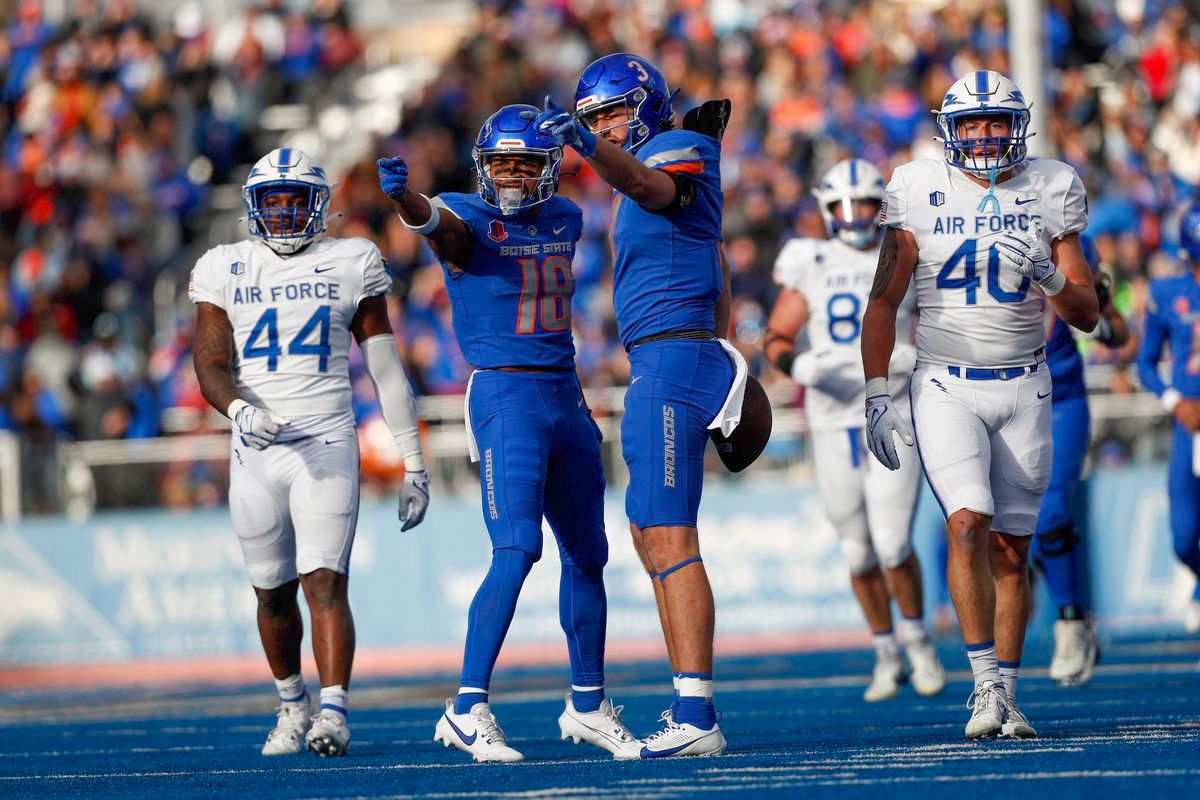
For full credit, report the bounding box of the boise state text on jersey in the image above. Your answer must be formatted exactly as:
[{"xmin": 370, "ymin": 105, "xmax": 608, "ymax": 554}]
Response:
[
  {"xmin": 611, "ymin": 130, "xmax": 724, "ymax": 349},
  {"xmin": 435, "ymin": 192, "xmax": 583, "ymax": 370}
]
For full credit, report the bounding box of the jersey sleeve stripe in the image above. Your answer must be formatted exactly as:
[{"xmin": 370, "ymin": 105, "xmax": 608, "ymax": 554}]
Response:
[
  {"xmin": 658, "ymin": 161, "xmax": 704, "ymax": 176},
  {"xmin": 643, "ymin": 147, "xmax": 702, "ymax": 167}
]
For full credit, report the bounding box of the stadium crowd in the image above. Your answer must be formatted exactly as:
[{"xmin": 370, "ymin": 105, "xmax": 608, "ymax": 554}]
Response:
[{"xmin": 0, "ymin": 0, "xmax": 1196, "ymax": 457}]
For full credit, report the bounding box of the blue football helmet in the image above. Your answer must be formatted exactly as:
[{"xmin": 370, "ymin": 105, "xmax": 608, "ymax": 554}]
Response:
[
  {"xmin": 935, "ymin": 70, "xmax": 1032, "ymax": 176},
  {"xmin": 473, "ymin": 104, "xmax": 564, "ymax": 216},
  {"xmin": 1179, "ymin": 200, "xmax": 1200, "ymax": 263},
  {"xmin": 573, "ymin": 53, "xmax": 676, "ymax": 152},
  {"xmin": 242, "ymin": 148, "xmax": 331, "ymax": 255}
]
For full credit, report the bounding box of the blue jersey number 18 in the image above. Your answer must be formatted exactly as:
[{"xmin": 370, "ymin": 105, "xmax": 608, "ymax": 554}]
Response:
[{"xmin": 517, "ymin": 256, "xmax": 575, "ymax": 334}]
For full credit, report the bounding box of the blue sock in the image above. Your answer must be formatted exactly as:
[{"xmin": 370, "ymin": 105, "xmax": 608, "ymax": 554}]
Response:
[
  {"xmin": 454, "ymin": 689, "xmax": 488, "ymax": 715},
  {"xmin": 559, "ymin": 562, "xmax": 607, "ymax": 712},
  {"xmin": 672, "ymin": 673, "xmax": 716, "ymax": 728},
  {"xmin": 1034, "ymin": 522, "xmax": 1087, "ymax": 612},
  {"xmin": 457, "ymin": 548, "xmax": 534, "ymax": 714}
]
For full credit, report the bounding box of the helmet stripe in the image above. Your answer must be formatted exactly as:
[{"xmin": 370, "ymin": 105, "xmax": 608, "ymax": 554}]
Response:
[
  {"xmin": 278, "ymin": 148, "xmax": 292, "ymax": 171},
  {"xmin": 974, "ymin": 70, "xmax": 989, "ymax": 95},
  {"xmin": 849, "ymin": 159, "xmax": 858, "ymax": 186}
]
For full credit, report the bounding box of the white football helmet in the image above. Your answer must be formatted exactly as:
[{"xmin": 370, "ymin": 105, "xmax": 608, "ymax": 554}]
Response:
[
  {"xmin": 814, "ymin": 158, "xmax": 886, "ymax": 249},
  {"xmin": 242, "ymin": 148, "xmax": 331, "ymax": 255},
  {"xmin": 935, "ymin": 70, "xmax": 1031, "ymax": 177}
]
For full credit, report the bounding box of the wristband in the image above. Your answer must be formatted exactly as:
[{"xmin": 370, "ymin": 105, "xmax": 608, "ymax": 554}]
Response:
[
  {"xmin": 1162, "ymin": 388, "xmax": 1183, "ymax": 414},
  {"xmin": 774, "ymin": 350, "xmax": 797, "ymax": 376},
  {"xmin": 401, "ymin": 195, "xmax": 440, "ymax": 235},
  {"xmin": 865, "ymin": 377, "xmax": 889, "ymax": 399},
  {"xmin": 402, "ymin": 451, "xmax": 427, "ymax": 473},
  {"xmin": 227, "ymin": 398, "xmax": 248, "ymax": 419},
  {"xmin": 1039, "ymin": 269, "xmax": 1066, "ymax": 296}
]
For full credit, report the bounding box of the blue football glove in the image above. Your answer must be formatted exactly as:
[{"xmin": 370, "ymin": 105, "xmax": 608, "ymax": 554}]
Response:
[
  {"xmin": 398, "ymin": 469, "xmax": 430, "ymax": 532},
  {"xmin": 519, "ymin": 95, "xmax": 597, "ymax": 158},
  {"xmin": 377, "ymin": 156, "xmax": 409, "ymax": 201}
]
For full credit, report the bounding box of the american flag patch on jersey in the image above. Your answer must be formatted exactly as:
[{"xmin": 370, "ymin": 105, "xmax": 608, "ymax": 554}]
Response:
[{"xmin": 878, "ymin": 200, "xmax": 887, "ymax": 223}]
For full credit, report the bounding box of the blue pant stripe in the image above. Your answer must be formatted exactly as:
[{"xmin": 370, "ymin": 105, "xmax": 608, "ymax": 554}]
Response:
[{"xmin": 848, "ymin": 428, "xmax": 861, "ymax": 469}]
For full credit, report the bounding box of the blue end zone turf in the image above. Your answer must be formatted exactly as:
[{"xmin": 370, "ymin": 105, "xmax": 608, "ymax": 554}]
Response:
[{"xmin": 2, "ymin": 633, "xmax": 1198, "ymax": 799}]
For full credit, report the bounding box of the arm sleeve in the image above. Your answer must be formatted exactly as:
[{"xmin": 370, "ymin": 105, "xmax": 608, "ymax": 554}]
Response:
[
  {"xmin": 360, "ymin": 334, "xmax": 425, "ymax": 472},
  {"xmin": 879, "ymin": 168, "xmax": 910, "ymax": 231},
  {"xmin": 354, "ymin": 243, "xmax": 393, "ymax": 306},
  {"xmin": 1136, "ymin": 284, "xmax": 1170, "ymax": 397},
  {"xmin": 187, "ymin": 249, "xmax": 225, "ymax": 308},
  {"xmin": 1054, "ymin": 167, "xmax": 1089, "ymax": 240}
]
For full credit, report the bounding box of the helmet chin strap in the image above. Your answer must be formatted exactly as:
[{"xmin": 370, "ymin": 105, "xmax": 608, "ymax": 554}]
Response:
[{"xmin": 977, "ymin": 166, "xmax": 1001, "ymax": 215}]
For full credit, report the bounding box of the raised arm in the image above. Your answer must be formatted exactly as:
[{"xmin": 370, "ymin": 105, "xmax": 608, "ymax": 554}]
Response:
[
  {"xmin": 377, "ymin": 156, "xmax": 473, "ymax": 269},
  {"xmin": 351, "ymin": 294, "xmax": 430, "ymax": 531}
]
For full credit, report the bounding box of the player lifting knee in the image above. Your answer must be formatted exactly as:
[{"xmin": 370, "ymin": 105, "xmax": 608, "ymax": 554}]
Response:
[
  {"xmin": 191, "ymin": 148, "xmax": 430, "ymax": 757},
  {"xmin": 861, "ymin": 71, "xmax": 1099, "ymax": 739},
  {"xmin": 377, "ymin": 104, "xmax": 633, "ymax": 763},
  {"xmin": 765, "ymin": 158, "xmax": 946, "ymax": 702}
]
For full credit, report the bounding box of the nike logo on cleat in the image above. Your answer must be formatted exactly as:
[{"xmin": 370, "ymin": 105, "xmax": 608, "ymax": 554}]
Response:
[
  {"xmin": 1014, "ymin": 198, "xmax": 1036, "ymax": 205},
  {"xmin": 314, "ymin": 266, "xmax": 336, "ymax": 274},
  {"xmin": 640, "ymin": 729, "xmax": 721, "ymax": 758},
  {"xmin": 444, "ymin": 715, "xmax": 477, "ymax": 746}
]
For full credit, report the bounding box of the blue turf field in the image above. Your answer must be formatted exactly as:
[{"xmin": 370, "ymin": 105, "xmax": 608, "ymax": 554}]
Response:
[{"xmin": 2, "ymin": 633, "xmax": 1198, "ymax": 800}]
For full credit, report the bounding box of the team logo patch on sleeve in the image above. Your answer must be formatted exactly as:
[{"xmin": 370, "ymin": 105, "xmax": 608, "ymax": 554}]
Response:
[
  {"xmin": 230, "ymin": 261, "xmax": 245, "ymax": 276},
  {"xmin": 929, "ymin": 191, "xmax": 945, "ymax": 207},
  {"xmin": 487, "ymin": 220, "xmax": 508, "ymax": 243}
]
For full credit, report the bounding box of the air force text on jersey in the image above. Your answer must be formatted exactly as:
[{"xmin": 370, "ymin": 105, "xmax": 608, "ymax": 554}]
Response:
[
  {"xmin": 231, "ymin": 281, "xmax": 342, "ymax": 305},
  {"xmin": 930, "ymin": 213, "xmax": 1040, "ymax": 237}
]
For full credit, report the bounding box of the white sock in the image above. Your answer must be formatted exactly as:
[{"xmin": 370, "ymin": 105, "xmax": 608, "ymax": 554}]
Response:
[
  {"xmin": 274, "ymin": 673, "xmax": 306, "ymax": 704},
  {"xmin": 873, "ymin": 630, "xmax": 900, "ymax": 658},
  {"xmin": 319, "ymin": 685, "xmax": 348, "ymax": 721},
  {"xmin": 998, "ymin": 661, "xmax": 1020, "ymax": 702},
  {"xmin": 965, "ymin": 640, "xmax": 1002, "ymax": 688},
  {"xmin": 676, "ymin": 675, "xmax": 714, "ymax": 700},
  {"xmin": 897, "ymin": 616, "xmax": 928, "ymax": 645}
]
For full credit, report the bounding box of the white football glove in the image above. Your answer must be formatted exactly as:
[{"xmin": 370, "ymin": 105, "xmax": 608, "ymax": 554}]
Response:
[
  {"xmin": 228, "ymin": 399, "xmax": 290, "ymax": 450},
  {"xmin": 791, "ymin": 348, "xmax": 863, "ymax": 402},
  {"xmin": 864, "ymin": 378, "xmax": 914, "ymax": 471},
  {"xmin": 995, "ymin": 223, "xmax": 1066, "ymax": 294},
  {"xmin": 398, "ymin": 469, "xmax": 430, "ymax": 532}
]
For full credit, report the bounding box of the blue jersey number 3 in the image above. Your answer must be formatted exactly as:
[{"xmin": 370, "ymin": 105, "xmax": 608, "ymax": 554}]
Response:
[{"xmin": 243, "ymin": 306, "xmax": 332, "ymax": 372}]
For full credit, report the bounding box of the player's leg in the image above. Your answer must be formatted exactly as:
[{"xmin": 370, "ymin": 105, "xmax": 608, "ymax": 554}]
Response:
[
  {"xmin": 229, "ymin": 442, "xmax": 315, "ymax": 755},
  {"xmin": 812, "ymin": 428, "xmax": 903, "ymax": 701},
  {"xmin": 289, "ymin": 432, "xmax": 361, "ymax": 756},
  {"xmin": 629, "ymin": 523, "xmax": 678, "ymax": 667},
  {"xmin": 434, "ymin": 372, "xmax": 547, "ymax": 763},
  {"xmin": 544, "ymin": 381, "xmax": 636, "ymax": 754},
  {"xmin": 1032, "ymin": 393, "xmax": 1097, "ymax": 685},
  {"xmin": 909, "ymin": 368, "xmax": 1004, "ymax": 738},
  {"xmin": 618, "ymin": 341, "xmax": 730, "ymax": 758},
  {"xmin": 987, "ymin": 370, "xmax": 1054, "ymax": 739},
  {"xmin": 864, "ymin": 424, "xmax": 946, "ymax": 697},
  {"xmin": 1167, "ymin": 424, "xmax": 1200, "ymax": 632}
]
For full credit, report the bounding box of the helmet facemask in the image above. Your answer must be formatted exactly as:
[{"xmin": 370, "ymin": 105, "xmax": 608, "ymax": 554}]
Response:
[
  {"xmin": 937, "ymin": 108, "xmax": 1031, "ymax": 176},
  {"xmin": 243, "ymin": 181, "xmax": 330, "ymax": 255},
  {"xmin": 577, "ymin": 88, "xmax": 654, "ymax": 152},
  {"xmin": 474, "ymin": 147, "xmax": 561, "ymax": 216},
  {"xmin": 825, "ymin": 197, "xmax": 883, "ymax": 249}
]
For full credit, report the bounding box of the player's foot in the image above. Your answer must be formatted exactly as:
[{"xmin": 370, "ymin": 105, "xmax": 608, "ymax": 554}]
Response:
[
  {"xmin": 558, "ymin": 693, "xmax": 636, "ymax": 755},
  {"xmin": 906, "ymin": 638, "xmax": 947, "ymax": 697},
  {"xmin": 434, "ymin": 699, "xmax": 524, "ymax": 763},
  {"xmin": 614, "ymin": 708, "xmax": 726, "ymax": 760},
  {"xmin": 863, "ymin": 648, "xmax": 907, "ymax": 702},
  {"xmin": 305, "ymin": 709, "xmax": 350, "ymax": 756},
  {"xmin": 261, "ymin": 691, "xmax": 316, "ymax": 756},
  {"xmin": 964, "ymin": 680, "xmax": 1008, "ymax": 739},
  {"xmin": 1049, "ymin": 618, "xmax": 1100, "ymax": 687},
  {"xmin": 1001, "ymin": 700, "xmax": 1037, "ymax": 739},
  {"xmin": 1184, "ymin": 600, "xmax": 1200, "ymax": 634}
]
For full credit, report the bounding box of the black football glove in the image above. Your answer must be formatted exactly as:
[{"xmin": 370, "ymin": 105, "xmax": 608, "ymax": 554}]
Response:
[{"xmin": 683, "ymin": 99, "xmax": 732, "ymax": 141}]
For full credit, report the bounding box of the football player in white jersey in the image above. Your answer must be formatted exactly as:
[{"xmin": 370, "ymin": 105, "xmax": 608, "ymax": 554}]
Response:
[
  {"xmin": 190, "ymin": 148, "xmax": 431, "ymax": 757},
  {"xmin": 861, "ymin": 71, "xmax": 1098, "ymax": 740},
  {"xmin": 765, "ymin": 159, "xmax": 946, "ymax": 702}
]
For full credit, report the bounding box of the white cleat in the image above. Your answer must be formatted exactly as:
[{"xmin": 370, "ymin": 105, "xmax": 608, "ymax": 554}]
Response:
[
  {"xmin": 433, "ymin": 699, "xmax": 524, "ymax": 763},
  {"xmin": 1001, "ymin": 700, "xmax": 1038, "ymax": 739},
  {"xmin": 964, "ymin": 680, "xmax": 1008, "ymax": 739},
  {"xmin": 614, "ymin": 709, "xmax": 726, "ymax": 760},
  {"xmin": 906, "ymin": 638, "xmax": 947, "ymax": 697},
  {"xmin": 261, "ymin": 692, "xmax": 316, "ymax": 756},
  {"xmin": 1184, "ymin": 600, "xmax": 1200, "ymax": 634},
  {"xmin": 305, "ymin": 709, "xmax": 350, "ymax": 756},
  {"xmin": 863, "ymin": 649, "xmax": 907, "ymax": 702},
  {"xmin": 558, "ymin": 693, "xmax": 636, "ymax": 755},
  {"xmin": 1049, "ymin": 618, "xmax": 1100, "ymax": 687}
]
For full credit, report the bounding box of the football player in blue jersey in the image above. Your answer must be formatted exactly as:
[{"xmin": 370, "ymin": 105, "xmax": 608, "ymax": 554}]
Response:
[
  {"xmin": 1033, "ymin": 234, "xmax": 1128, "ymax": 686},
  {"xmin": 1138, "ymin": 200, "xmax": 1200, "ymax": 635},
  {"xmin": 528, "ymin": 53, "xmax": 748, "ymax": 758},
  {"xmin": 376, "ymin": 104, "xmax": 635, "ymax": 762}
]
